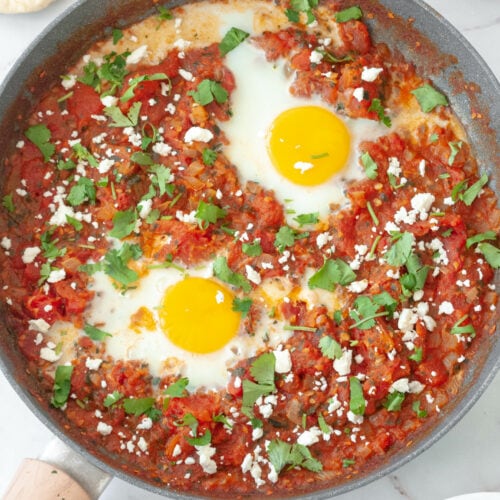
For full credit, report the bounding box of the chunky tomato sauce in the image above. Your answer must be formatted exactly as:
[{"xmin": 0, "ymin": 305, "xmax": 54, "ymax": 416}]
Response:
[{"xmin": 0, "ymin": 0, "xmax": 498, "ymax": 497}]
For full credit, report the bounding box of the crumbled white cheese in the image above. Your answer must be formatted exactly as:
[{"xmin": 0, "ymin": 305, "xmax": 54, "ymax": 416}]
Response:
[
  {"xmin": 196, "ymin": 444, "xmax": 217, "ymax": 474},
  {"xmin": 138, "ymin": 199, "xmax": 153, "ymax": 219},
  {"xmin": 297, "ymin": 427, "xmax": 322, "ymax": 446},
  {"xmin": 97, "ymin": 422, "xmax": 113, "ymax": 436},
  {"xmin": 22, "ymin": 246, "xmax": 41, "ymax": 264},
  {"xmin": 98, "ymin": 158, "xmax": 114, "ymax": 174},
  {"xmin": 309, "ymin": 50, "xmax": 323, "ymax": 64},
  {"xmin": 61, "ymin": 75, "xmax": 77, "ymax": 90},
  {"xmin": 29, "ymin": 318, "xmax": 51, "ymax": 333},
  {"xmin": 137, "ymin": 417, "xmax": 153, "ymax": 430},
  {"xmin": 333, "ymin": 349, "xmax": 352, "ymax": 376},
  {"xmin": 1, "ymin": 237, "xmax": 12, "ymax": 250},
  {"xmin": 438, "ymin": 301, "xmax": 454, "ymax": 315},
  {"xmin": 85, "ymin": 358, "xmax": 103, "ymax": 371},
  {"xmin": 347, "ymin": 279, "xmax": 368, "ymax": 293},
  {"xmin": 245, "ymin": 264, "xmax": 261, "ymax": 285},
  {"xmin": 126, "ymin": 45, "xmax": 148, "ymax": 65},
  {"xmin": 184, "ymin": 127, "xmax": 213, "ymax": 144},
  {"xmin": 361, "ymin": 66, "xmax": 383, "ymax": 82},
  {"xmin": 152, "ymin": 142, "xmax": 172, "ymax": 156},
  {"xmin": 353, "ymin": 87, "xmax": 365, "ymax": 102},
  {"xmin": 40, "ymin": 347, "xmax": 62, "ymax": 362},
  {"xmin": 137, "ymin": 436, "xmax": 148, "ymax": 452},
  {"xmin": 47, "ymin": 269, "xmax": 66, "ymax": 284},
  {"xmin": 100, "ymin": 95, "xmax": 118, "ymax": 108},
  {"xmin": 273, "ymin": 349, "xmax": 292, "ymax": 373},
  {"xmin": 179, "ymin": 68, "xmax": 195, "ymax": 82}
]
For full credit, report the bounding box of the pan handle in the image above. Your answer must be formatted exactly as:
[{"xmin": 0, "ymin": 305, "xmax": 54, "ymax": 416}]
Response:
[
  {"xmin": 3, "ymin": 437, "xmax": 111, "ymax": 500},
  {"xmin": 3, "ymin": 458, "xmax": 91, "ymax": 500}
]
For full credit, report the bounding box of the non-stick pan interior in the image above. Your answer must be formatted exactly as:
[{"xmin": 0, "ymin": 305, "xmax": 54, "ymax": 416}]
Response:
[{"xmin": 0, "ymin": 1, "xmax": 498, "ymax": 498}]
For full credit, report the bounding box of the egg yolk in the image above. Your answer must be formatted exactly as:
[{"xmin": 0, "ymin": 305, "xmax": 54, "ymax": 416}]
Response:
[
  {"xmin": 267, "ymin": 106, "xmax": 351, "ymax": 186},
  {"xmin": 158, "ymin": 277, "xmax": 240, "ymax": 354}
]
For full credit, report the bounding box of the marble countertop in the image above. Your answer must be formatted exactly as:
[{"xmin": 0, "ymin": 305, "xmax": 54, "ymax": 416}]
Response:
[{"xmin": 0, "ymin": 1, "xmax": 499, "ymax": 499}]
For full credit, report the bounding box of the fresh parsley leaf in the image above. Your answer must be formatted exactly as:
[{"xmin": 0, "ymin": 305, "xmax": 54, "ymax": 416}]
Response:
[
  {"xmin": 319, "ymin": 336, "xmax": 342, "ymax": 360},
  {"xmin": 2, "ymin": 193, "xmax": 14, "ymax": 213},
  {"xmin": 72, "ymin": 143, "xmax": 99, "ymax": 168},
  {"xmin": 66, "ymin": 215, "xmax": 83, "ymax": 231},
  {"xmin": 333, "ymin": 310, "xmax": 342, "ymax": 325},
  {"xmin": 213, "ymin": 413, "xmax": 233, "ymax": 429},
  {"xmin": 109, "ymin": 208, "xmax": 138, "ymax": 239},
  {"xmin": 103, "ymin": 243, "xmax": 142, "ymax": 286},
  {"xmin": 477, "ymin": 243, "xmax": 500, "ymax": 269},
  {"xmin": 412, "ymin": 400, "xmax": 428, "ymax": 418},
  {"xmin": 131, "ymin": 151, "xmax": 154, "ymax": 166},
  {"xmin": 189, "ymin": 79, "xmax": 228, "ymax": 106},
  {"xmin": 121, "ymin": 73, "xmax": 169, "ymax": 102},
  {"xmin": 157, "ymin": 5, "xmax": 173, "ymax": 22},
  {"xmin": 98, "ymin": 51, "xmax": 130, "ymax": 95},
  {"xmin": 411, "ymin": 84, "xmax": 448, "ymax": 113},
  {"xmin": 293, "ymin": 212, "xmax": 319, "ymax": 226},
  {"xmin": 202, "ymin": 148, "xmax": 218, "ymax": 166},
  {"xmin": 360, "ymin": 152, "xmax": 378, "ymax": 179},
  {"xmin": 25, "ymin": 124, "xmax": 55, "ymax": 162},
  {"xmin": 369, "ymin": 98, "xmax": 391, "ymax": 127},
  {"xmin": 232, "ymin": 297, "xmax": 253, "ymax": 317},
  {"xmin": 466, "ymin": 230, "xmax": 496, "ymax": 249},
  {"xmin": 343, "ymin": 458, "xmax": 356, "ymax": 468},
  {"xmin": 187, "ymin": 429, "xmax": 212, "ymax": 447},
  {"xmin": 349, "ymin": 293, "xmax": 395, "ymax": 330},
  {"xmin": 219, "ymin": 27, "xmax": 250, "ymax": 56},
  {"xmin": 384, "ymin": 391, "xmax": 405, "ymax": 412},
  {"xmin": 123, "ymin": 397, "xmax": 157, "ymax": 416},
  {"xmin": 317, "ymin": 413, "xmax": 331, "ymax": 435},
  {"xmin": 104, "ymin": 390, "xmax": 123, "ymax": 407},
  {"xmin": 149, "ymin": 164, "xmax": 173, "ymax": 197},
  {"xmin": 175, "ymin": 413, "xmax": 198, "ymax": 434},
  {"xmin": 83, "ymin": 323, "xmax": 112, "ymax": 341},
  {"xmin": 57, "ymin": 158, "xmax": 76, "ymax": 171},
  {"xmin": 448, "ymin": 141, "xmax": 463, "ymax": 166},
  {"xmin": 67, "ymin": 177, "xmax": 96, "ymax": 207},
  {"xmin": 242, "ymin": 380, "xmax": 275, "ymax": 408},
  {"xmin": 104, "ymin": 102, "xmax": 142, "ymax": 127},
  {"xmin": 213, "ymin": 256, "xmax": 251, "ymax": 292},
  {"xmin": 38, "ymin": 262, "xmax": 57, "ymax": 286},
  {"xmin": 40, "ymin": 230, "xmax": 66, "ymax": 260},
  {"xmin": 461, "ymin": 174, "xmax": 488, "ymax": 206},
  {"xmin": 267, "ymin": 439, "xmax": 322, "ymax": 475},
  {"xmin": 308, "ymin": 258, "xmax": 356, "ymax": 291},
  {"xmin": 164, "ymin": 377, "xmax": 189, "ymax": 398},
  {"xmin": 451, "ymin": 315, "xmax": 476, "ymax": 336},
  {"xmin": 285, "ymin": 0, "xmax": 319, "ymax": 24},
  {"xmin": 335, "ymin": 5, "xmax": 363, "ymax": 22},
  {"xmin": 451, "ymin": 179, "xmax": 468, "ymax": 202},
  {"xmin": 285, "ymin": 8, "xmax": 300, "ymax": 23},
  {"xmin": 51, "ymin": 365, "xmax": 74, "ymax": 408},
  {"xmin": 242, "ymin": 240, "xmax": 262, "ymax": 257},
  {"xmin": 195, "ymin": 200, "xmax": 227, "ymax": 227},
  {"xmin": 250, "ymin": 352, "xmax": 276, "ymax": 385},
  {"xmin": 409, "ymin": 346, "xmax": 423, "ymax": 363},
  {"xmin": 385, "ymin": 231, "xmax": 414, "ymax": 267},
  {"xmin": 112, "ymin": 28, "xmax": 123, "ymax": 44},
  {"xmin": 274, "ymin": 226, "xmax": 297, "ymax": 253},
  {"xmin": 349, "ymin": 376, "xmax": 365, "ymax": 415}
]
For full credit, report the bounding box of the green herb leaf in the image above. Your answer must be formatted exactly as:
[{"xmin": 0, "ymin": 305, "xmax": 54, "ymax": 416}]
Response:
[
  {"xmin": 104, "ymin": 102, "xmax": 142, "ymax": 127},
  {"xmin": 51, "ymin": 365, "xmax": 74, "ymax": 408},
  {"xmin": 335, "ymin": 5, "xmax": 363, "ymax": 22},
  {"xmin": 478, "ymin": 242, "xmax": 500, "ymax": 269},
  {"xmin": 213, "ymin": 256, "xmax": 251, "ymax": 292},
  {"xmin": 242, "ymin": 240, "xmax": 262, "ymax": 257},
  {"xmin": 450, "ymin": 315, "xmax": 476, "ymax": 336},
  {"xmin": 451, "ymin": 179, "xmax": 468, "ymax": 202},
  {"xmin": 202, "ymin": 148, "xmax": 218, "ymax": 166},
  {"xmin": 342, "ymin": 458, "xmax": 355, "ymax": 468},
  {"xmin": 123, "ymin": 397, "xmax": 156, "ymax": 416},
  {"xmin": 109, "ymin": 208, "xmax": 138, "ymax": 239},
  {"xmin": 412, "ymin": 400, "xmax": 428, "ymax": 418},
  {"xmin": 448, "ymin": 140, "xmax": 463, "ymax": 166},
  {"xmin": 40, "ymin": 230, "xmax": 66, "ymax": 260},
  {"xmin": 112, "ymin": 28, "xmax": 123, "ymax": 44},
  {"xmin": 195, "ymin": 200, "xmax": 227, "ymax": 227},
  {"xmin": 411, "ymin": 84, "xmax": 448, "ymax": 113},
  {"xmin": 104, "ymin": 390, "xmax": 124, "ymax": 407},
  {"xmin": 349, "ymin": 376, "xmax": 365, "ymax": 415},
  {"xmin": 57, "ymin": 158, "xmax": 76, "ymax": 171},
  {"xmin": 242, "ymin": 380, "xmax": 275, "ymax": 407},
  {"xmin": 157, "ymin": 5, "xmax": 173, "ymax": 21},
  {"xmin": 164, "ymin": 377, "xmax": 189, "ymax": 398},
  {"xmin": 213, "ymin": 413, "xmax": 233, "ymax": 429},
  {"xmin": 409, "ymin": 346, "xmax": 423, "ymax": 363},
  {"xmin": 187, "ymin": 429, "xmax": 212, "ymax": 447},
  {"xmin": 189, "ymin": 79, "xmax": 228, "ymax": 106},
  {"xmin": 103, "ymin": 243, "xmax": 142, "ymax": 286},
  {"xmin": 72, "ymin": 143, "xmax": 99, "ymax": 168},
  {"xmin": 65, "ymin": 215, "xmax": 83, "ymax": 231},
  {"xmin": 67, "ymin": 177, "xmax": 96, "ymax": 207},
  {"xmin": 384, "ymin": 391, "xmax": 405, "ymax": 412},
  {"xmin": 2, "ymin": 193, "xmax": 14, "ymax": 213},
  {"xmin": 285, "ymin": 0, "xmax": 319, "ymax": 24},
  {"xmin": 461, "ymin": 174, "xmax": 488, "ymax": 206},
  {"xmin": 267, "ymin": 439, "xmax": 322, "ymax": 475},
  {"xmin": 250, "ymin": 352, "xmax": 276, "ymax": 385},
  {"xmin": 232, "ymin": 297, "xmax": 253, "ymax": 317},
  {"xmin": 149, "ymin": 164, "xmax": 173, "ymax": 197},
  {"xmin": 319, "ymin": 336, "xmax": 342, "ymax": 360},
  {"xmin": 293, "ymin": 212, "xmax": 319, "ymax": 226},
  {"xmin": 317, "ymin": 413, "xmax": 331, "ymax": 434},
  {"xmin": 368, "ymin": 98, "xmax": 391, "ymax": 127},
  {"xmin": 25, "ymin": 124, "xmax": 55, "ymax": 162},
  {"xmin": 83, "ymin": 323, "xmax": 112, "ymax": 341},
  {"xmin": 308, "ymin": 258, "xmax": 356, "ymax": 291},
  {"xmin": 219, "ymin": 27, "xmax": 250, "ymax": 55},
  {"xmin": 121, "ymin": 73, "xmax": 169, "ymax": 102},
  {"xmin": 360, "ymin": 152, "xmax": 378, "ymax": 179},
  {"xmin": 466, "ymin": 230, "xmax": 496, "ymax": 249},
  {"xmin": 131, "ymin": 151, "xmax": 154, "ymax": 166},
  {"xmin": 385, "ymin": 232, "xmax": 414, "ymax": 267},
  {"xmin": 274, "ymin": 226, "xmax": 297, "ymax": 253}
]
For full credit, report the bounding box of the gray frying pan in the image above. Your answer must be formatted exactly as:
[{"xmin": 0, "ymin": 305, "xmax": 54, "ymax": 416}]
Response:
[{"xmin": 0, "ymin": 0, "xmax": 498, "ymax": 498}]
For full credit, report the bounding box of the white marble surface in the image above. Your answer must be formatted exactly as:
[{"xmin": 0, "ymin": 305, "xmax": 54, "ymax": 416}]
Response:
[{"xmin": 0, "ymin": 1, "xmax": 499, "ymax": 499}]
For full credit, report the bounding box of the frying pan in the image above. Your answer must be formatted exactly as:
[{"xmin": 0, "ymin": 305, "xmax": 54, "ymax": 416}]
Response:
[{"xmin": 0, "ymin": 0, "xmax": 499, "ymax": 498}]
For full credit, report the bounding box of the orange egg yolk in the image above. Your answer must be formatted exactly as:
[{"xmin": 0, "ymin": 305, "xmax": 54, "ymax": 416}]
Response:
[
  {"xmin": 267, "ymin": 105, "xmax": 351, "ymax": 186},
  {"xmin": 158, "ymin": 277, "xmax": 240, "ymax": 354}
]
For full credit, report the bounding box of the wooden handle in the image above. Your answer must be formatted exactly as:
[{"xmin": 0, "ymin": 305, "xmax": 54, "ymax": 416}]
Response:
[{"xmin": 4, "ymin": 458, "xmax": 91, "ymax": 500}]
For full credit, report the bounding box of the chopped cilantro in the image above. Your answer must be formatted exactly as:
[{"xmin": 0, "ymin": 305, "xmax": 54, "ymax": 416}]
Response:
[
  {"xmin": 285, "ymin": 0, "xmax": 319, "ymax": 24},
  {"xmin": 103, "ymin": 243, "xmax": 142, "ymax": 286},
  {"xmin": 478, "ymin": 243, "xmax": 500, "ymax": 269},
  {"xmin": 349, "ymin": 292, "xmax": 396, "ymax": 330},
  {"xmin": 409, "ymin": 346, "xmax": 423, "ymax": 363},
  {"xmin": 131, "ymin": 151, "xmax": 154, "ymax": 166},
  {"xmin": 268, "ymin": 439, "xmax": 322, "ymax": 475},
  {"xmin": 308, "ymin": 258, "xmax": 356, "ymax": 291},
  {"xmin": 187, "ymin": 429, "xmax": 212, "ymax": 447},
  {"xmin": 342, "ymin": 458, "xmax": 356, "ymax": 468},
  {"xmin": 195, "ymin": 200, "xmax": 227, "ymax": 228},
  {"xmin": 164, "ymin": 377, "xmax": 189, "ymax": 398},
  {"xmin": 121, "ymin": 73, "xmax": 169, "ymax": 102},
  {"xmin": 51, "ymin": 365, "xmax": 74, "ymax": 409},
  {"xmin": 67, "ymin": 177, "xmax": 96, "ymax": 207},
  {"xmin": 72, "ymin": 143, "xmax": 99, "ymax": 168},
  {"xmin": 219, "ymin": 27, "xmax": 250, "ymax": 55},
  {"xmin": 384, "ymin": 391, "xmax": 405, "ymax": 412},
  {"xmin": 104, "ymin": 390, "xmax": 124, "ymax": 407},
  {"xmin": 366, "ymin": 201, "xmax": 379, "ymax": 226},
  {"xmin": 466, "ymin": 230, "xmax": 496, "ymax": 249},
  {"xmin": 385, "ymin": 231, "xmax": 414, "ymax": 267},
  {"xmin": 40, "ymin": 230, "xmax": 66, "ymax": 260},
  {"xmin": 317, "ymin": 413, "xmax": 331, "ymax": 434},
  {"xmin": 360, "ymin": 152, "xmax": 378, "ymax": 179},
  {"xmin": 2, "ymin": 193, "xmax": 14, "ymax": 213},
  {"xmin": 274, "ymin": 226, "xmax": 298, "ymax": 253},
  {"xmin": 104, "ymin": 102, "xmax": 142, "ymax": 127},
  {"xmin": 368, "ymin": 98, "xmax": 391, "ymax": 127},
  {"xmin": 448, "ymin": 141, "xmax": 463, "ymax": 166},
  {"xmin": 149, "ymin": 164, "xmax": 174, "ymax": 197},
  {"xmin": 157, "ymin": 5, "xmax": 173, "ymax": 22},
  {"xmin": 319, "ymin": 336, "xmax": 342, "ymax": 360},
  {"xmin": 335, "ymin": 6, "xmax": 363, "ymax": 22},
  {"xmin": 293, "ymin": 212, "xmax": 319, "ymax": 226},
  {"xmin": 451, "ymin": 315, "xmax": 476, "ymax": 336},
  {"xmin": 202, "ymin": 148, "xmax": 218, "ymax": 166},
  {"xmin": 349, "ymin": 376, "xmax": 365, "ymax": 416},
  {"xmin": 242, "ymin": 240, "xmax": 262, "ymax": 257},
  {"xmin": 213, "ymin": 256, "xmax": 251, "ymax": 292},
  {"xmin": 123, "ymin": 397, "xmax": 157, "ymax": 417},
  {"xmin": 213, "ymin": 413, "xmax": 233, "ymax": 429},
  {"xmin": 333, "ymin": 310, "xmax": 342, "ymax": 325},
  {"xmin": 57, "ymin": 158, "xmax": 76, "ymax": 171},
  {"xmin": 430, "ymin": 133, "xmax": 439, "ymax": 142},
  {"xmin": 66, "ymin": 215, "xmax": 83, "ymax": 231},
  {"xmin": 25, "ymin": 124, "xmax": 55, "ymax": 162},
  {"xmin": 112, "ymin": 28, "xmax": 123, "ymax": 44},
  {"xmin": 83, "ymin": 323, "xmax": 112, "ymax": 341},
  {"xmin": 232, "ymin": 297, "xmax": 253, "ymax": 317},
  {"xmin": 251, "ymin": 352, "xmax": 275, "ymax": 385},
  {"xmin": 412, "ymin": 400, "xmax": 428, "ymax": 418},
  {"xmin": 109, "ymin": 208, "xmax": 138, "ymax": 239},
  {"xmin": 189, "ymin": 79, "xmax": 228, "ymax": 106},
  {"xmin": 411, "ymin": 84, "xmax": 448, "ymax": 113},
  {"xmin": 461, "ymin": 174, "xmax": 488, "ymax": 206}
]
